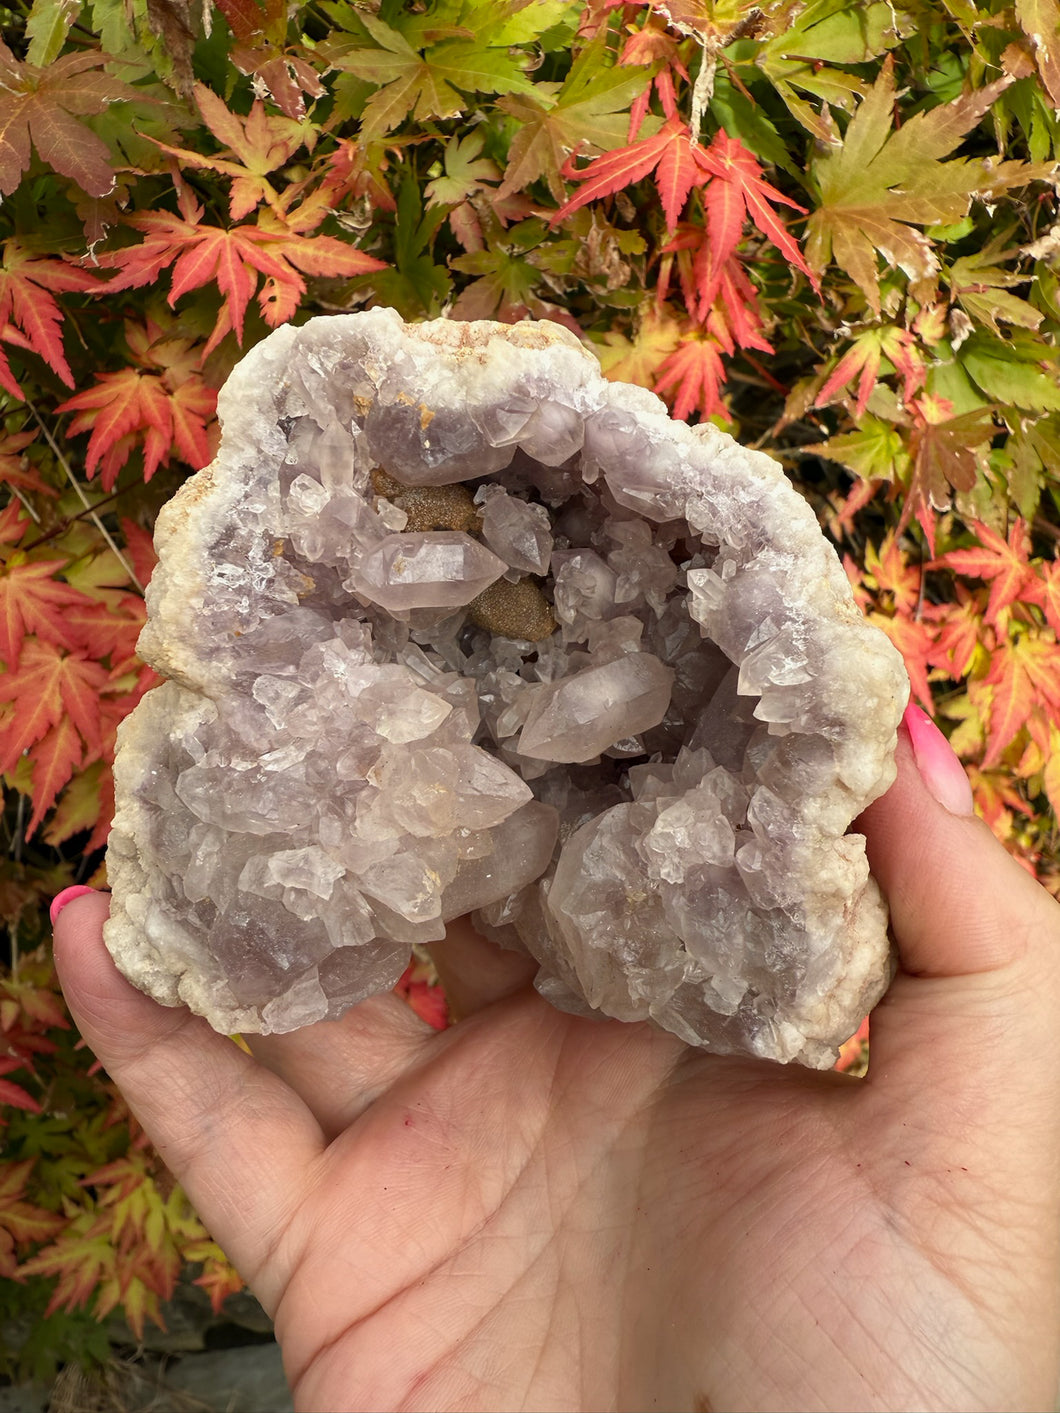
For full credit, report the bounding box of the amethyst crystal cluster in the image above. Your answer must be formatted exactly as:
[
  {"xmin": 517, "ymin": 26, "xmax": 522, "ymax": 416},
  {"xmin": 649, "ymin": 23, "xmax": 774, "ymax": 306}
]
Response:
[{"xmin": 105, "ymin": 310, "xmax": 907, "ymax": 1066}]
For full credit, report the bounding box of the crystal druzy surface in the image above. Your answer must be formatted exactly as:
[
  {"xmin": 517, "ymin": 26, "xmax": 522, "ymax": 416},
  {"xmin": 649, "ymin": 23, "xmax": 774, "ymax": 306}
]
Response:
[{"xmin": 105, "ymin": 310, "xmax": 908, "ymax": 1067}]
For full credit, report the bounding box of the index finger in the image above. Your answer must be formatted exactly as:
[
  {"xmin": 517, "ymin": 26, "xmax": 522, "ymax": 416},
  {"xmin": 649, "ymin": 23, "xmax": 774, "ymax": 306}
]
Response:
[{"xmin": 52, "ymin": 890, "xmax": 324, "ymax": 1313}]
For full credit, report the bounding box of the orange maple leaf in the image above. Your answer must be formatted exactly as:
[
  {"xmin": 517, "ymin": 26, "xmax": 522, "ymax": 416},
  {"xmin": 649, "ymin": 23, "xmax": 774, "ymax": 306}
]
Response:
[
  {"xmin": 653, "ymin": 333, "xmax": 727, "ymax": 420},
  {"xmin": 0, "ymin": 241, "xmax": 99, "ymax": 397},
  {"xmin": 151, "ymin": 84, "xmax": 310, "ymax": 221},
  {"xmin": 0, "ymin": 1159, "xmax": 63, "ymax": 1278},
  {"xmin": 103, "ymin": 192, "xmax": 386, "ymax": 356},
  {"xmin": 814, "ymin": 325, "xmax": 925, "ymax": 419},
  {"xmin": 937, "ymin": 519, "xmax": 1036, "ymax": 626},
  {"xmin": 24, "ymin": 714, "xmax": 83, "ymax": 837},
  {"xmin": 981, "ymin": 631, "xmax": 1060, "ymax": 767},
  {"xmin": 1025, "ymin": 558, "xmax": 1060, "ymax": 638},
  {"xmin": 0, "ymin": 558, "xmax": 94, "ymax": 668},
  {"xmin": 924, "ymin": 587, "xmax": 984, "ymax": 680},
  {"xmin": 0, "ymin": 638, "xmax": 106, "ymax": 775},
  {"xmin": 59, "ymin": 368, "xmax": 216, "ymax": 491}
]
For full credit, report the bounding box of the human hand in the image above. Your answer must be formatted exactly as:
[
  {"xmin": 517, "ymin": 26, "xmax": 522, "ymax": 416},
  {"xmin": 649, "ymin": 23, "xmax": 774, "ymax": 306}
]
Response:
[{"xmin": 53, "ymin": 707, "xmax": 1060, "ymax": 1412}]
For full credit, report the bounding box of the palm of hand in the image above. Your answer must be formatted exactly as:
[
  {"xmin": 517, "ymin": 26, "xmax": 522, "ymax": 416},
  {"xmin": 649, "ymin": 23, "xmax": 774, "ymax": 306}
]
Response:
[{"xmin": 251, "ymin": 982, "xmax": 1031, "ymax": 1413}]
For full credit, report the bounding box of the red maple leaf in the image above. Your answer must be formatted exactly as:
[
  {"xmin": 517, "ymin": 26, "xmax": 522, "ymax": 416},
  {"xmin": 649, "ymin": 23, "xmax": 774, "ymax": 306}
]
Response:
[
  {"xmin": 0, "ymin": 1057, "xmax": 39, "ymax": 1115},
  {"xmin": 0, "ymin": 557, "xmax": 95, "ymax": 668},
  {"xmin": 924, "ymin": 587, "xmax": 983, "ymax": 680},
  {"xmin": 937, "ymin": 519, "xmax": 1036, "ymax": 626},
  {"xmin": 691, "ymin": 130, "xmax": 816, "ymax": 313},
  {"xmin": 618, "ymin": 12, "xmax": 687, "ymax": 140},
  {"xmin": 0, "ymin": 241, "xmax": 99, "ymax": 397},
  {"xmin": 553, "ymin": 114, "xmax": 705, "ymax": 231},
  {"xmin": 103, "ymin": 192, "xmax": 385, "ymax": 356}
]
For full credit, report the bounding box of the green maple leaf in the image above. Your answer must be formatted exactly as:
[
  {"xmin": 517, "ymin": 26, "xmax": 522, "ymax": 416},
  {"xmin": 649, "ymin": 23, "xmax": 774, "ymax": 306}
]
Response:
[
  {"xmin": 948, "ymin": 233, "xmax": 1043, "ymax": 336},
  {"xmin": 805, "ymin": 60, "xmax": 1020, "ymax": 312},
  {"xmin": 960, "ymin": 332, "xmax": 1060, "ymax": 413},
  {"xmin": 327, "ymin": 11, "xmax": 535, "ymax": 139},
  {"xmin": 497, "ymin": 41, "xmax": 654, "ymax": 201},
  {"xmin": 425, "ymin": 132, "xmax": 499, "ymax": 208},
  {"xmin": 805, "ymin": 414, "xmax": 911, "ymax": 483}
]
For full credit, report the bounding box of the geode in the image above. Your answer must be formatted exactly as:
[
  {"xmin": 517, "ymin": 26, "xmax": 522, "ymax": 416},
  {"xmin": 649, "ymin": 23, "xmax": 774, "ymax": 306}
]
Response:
[{"xmin": 104, "ymin": 309, "xmax": 908, "ymax": 1067}]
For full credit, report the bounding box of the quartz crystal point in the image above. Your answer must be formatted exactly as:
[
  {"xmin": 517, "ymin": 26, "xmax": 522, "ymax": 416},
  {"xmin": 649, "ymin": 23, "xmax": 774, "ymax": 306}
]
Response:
[{"xmin": 105, "ymin": 309, "xmax": 908, "ymax": 1066}]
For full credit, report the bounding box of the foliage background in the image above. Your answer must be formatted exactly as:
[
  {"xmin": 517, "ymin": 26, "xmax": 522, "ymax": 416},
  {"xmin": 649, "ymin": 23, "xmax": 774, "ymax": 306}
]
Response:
[{"xmin": 0, "ymin": 0, "xmax": 1058, "ymax": 1380}]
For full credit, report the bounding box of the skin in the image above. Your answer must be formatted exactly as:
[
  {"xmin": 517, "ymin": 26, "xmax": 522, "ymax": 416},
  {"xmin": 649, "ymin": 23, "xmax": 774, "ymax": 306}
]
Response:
[{"xmin": 53, "ymin": 730, "xmax": 1060, "ymax": 1412}]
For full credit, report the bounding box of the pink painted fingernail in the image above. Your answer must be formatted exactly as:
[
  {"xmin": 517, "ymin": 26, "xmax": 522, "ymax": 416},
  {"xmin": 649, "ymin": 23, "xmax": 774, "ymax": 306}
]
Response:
[
  {"xmin": 49, "ymin": 886, "xmax": 98, "ymax": 927},
  {"xmin": 902, "ymin": 704, "xmax": 975, "ymax": 816}
]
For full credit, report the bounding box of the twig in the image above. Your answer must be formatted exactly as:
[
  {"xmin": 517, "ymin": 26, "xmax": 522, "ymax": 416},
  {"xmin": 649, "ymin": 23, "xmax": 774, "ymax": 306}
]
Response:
[
  {"xmin": 4, "ymin": 483, "xmax": 42, "ymax": 524},
  {"xmin": 25, "ymin": 398, "xmax": 145, "ymax": 594}
]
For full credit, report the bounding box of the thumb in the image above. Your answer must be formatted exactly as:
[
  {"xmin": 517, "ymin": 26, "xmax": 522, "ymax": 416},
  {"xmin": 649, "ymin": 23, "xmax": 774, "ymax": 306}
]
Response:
[
  {"xmin": 858, "ymin": 705, "xmax": 1060, "ymax": 1089},
  {"xmin": 860, "ymin": 705, "xmax": 1060, "ymax": 980}
]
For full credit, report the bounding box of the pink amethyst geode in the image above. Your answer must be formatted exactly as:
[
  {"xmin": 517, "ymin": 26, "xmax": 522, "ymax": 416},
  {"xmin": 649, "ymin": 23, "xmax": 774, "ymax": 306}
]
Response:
[{"xmin": 104, "ymin": 310, "xmax": 908, "ymax": 1067}]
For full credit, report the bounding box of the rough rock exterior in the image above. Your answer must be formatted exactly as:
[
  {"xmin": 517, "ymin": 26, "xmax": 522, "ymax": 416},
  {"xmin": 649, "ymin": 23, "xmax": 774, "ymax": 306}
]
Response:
[{"xmin": 105, "ymin": 310, "xmax": 908, "ymax": 1067}]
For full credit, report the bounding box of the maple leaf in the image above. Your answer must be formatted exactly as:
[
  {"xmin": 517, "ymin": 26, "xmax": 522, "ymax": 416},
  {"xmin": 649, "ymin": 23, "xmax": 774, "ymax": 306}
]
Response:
[
  {"xmin": 329, "ymin": 10, "xmax": 535, "ymax": 139},
  {"xmin": 806, "ymin": 61, "xmax": 1017, "ymax": 313},
  {"xmin": 102, "ymin": 194, "xmax": 386, "ymax": 356},
  {"xmin": 0, "ymin": 1057, "xmax": 39, "ymax": 1115},
  {"xmin": 0, "ymin": 241, "xmax": 100, "ymax": 396},
  {"xmin": 593, "ymin": 301, "xmax": 683, "ymax": 388},
  {"xmin": 554, "ymin": 114, "xmax": 704, "ymax": 231},
  {"xmin": 924, "ymin": 587, "xmax": 985, "ymax": 680},
  {"xmin": 0, "ymin": 556, "xmax": 95, "ymax": 669},
  {"xmin": 0, "ymin": 637, "xmax": 106, "ymax": 775},
  {"xmin": 947, "ymin": 235, "xmax": 1043, "ymax": 337},
  {"xmin": 497, "ymin": 43, "xmax": 653, "ymax": 201},
  {"xmin": 654, "ymin": 332, "xmax": 728, "ymax": 420},
  {"xmin": 0, "ymin": 44, "xmax": 137, "ymax": 198},
  {"xmin": 59, "ymin": 369, "xmax": 215, "ymax": 491},
  {"xmin": 150, "ymin": 85, "xmax": 310, "ymax": 221},
  {"xmin": 211, "ymin": 0, "xmax": 325, "ymax": 119},
  {"xmin": 981, "ymin": 630, "xmax": 1060, "ymax": 767},
  {"xmin": 905, "ymin": 396, "xmax": 995, "ymax": 520},
  {"xmin": 0, "ymin": 1159, "xmax": 63, "ymax": 1278},
  {"xmin": 806, "ymin": 414, "xmax": 910, "ymax": 486},
  {"xmin": 691, "ymin": 130, "xmax": 814, "ymax": 310},
  {"xmin": 1015, "ymin": 0, "xmax": 1060, "ymax": 109},
  {"xmin": 814, "ymin": 325, "xmax": 925, "ymax": 419},
  {"xmin": 24, "ymin": 714, "xmax": 83, "ymax": 837},
  {"xmin": 1028, "ymin": 559, "xmax": 1060, "ymax": 638},
  {"xmin": 619, "ymin": 10, "xmax": 686, "ymax": 140},
  {"xmin": 425, "ymin": 132, "xmax": 499, "ymax": 208},
  {"xmin": 0, "ymin": 427, "xmax": 53, "ymax": 497},
  {"xmin": 185, "ymin": 1238, "xmax": 245, "ymax": 1312},
  {"xmin": 937, "ymin": 520, "xmax": 1036, "ymax": 626},
  {"xmin": 19, "ymin": 1209, "xmax": 116, "ymax": 1315}
]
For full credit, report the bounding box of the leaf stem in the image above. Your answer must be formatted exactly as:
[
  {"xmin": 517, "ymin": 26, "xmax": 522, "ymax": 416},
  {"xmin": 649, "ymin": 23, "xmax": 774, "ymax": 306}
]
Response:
[{"xmin": 24, "ymin": 400, "xmax": 145, "ymax": 594}]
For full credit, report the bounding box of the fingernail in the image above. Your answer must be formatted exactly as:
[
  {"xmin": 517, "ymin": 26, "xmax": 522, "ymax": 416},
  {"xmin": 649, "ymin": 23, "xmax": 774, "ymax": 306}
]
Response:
[
  {"xmin": 49, "ymin": 886, "xmax": 98, "ymax": 927},
  {"xmin": 902, "ymin": 704, "xmax": 975, "ymax": 816}
]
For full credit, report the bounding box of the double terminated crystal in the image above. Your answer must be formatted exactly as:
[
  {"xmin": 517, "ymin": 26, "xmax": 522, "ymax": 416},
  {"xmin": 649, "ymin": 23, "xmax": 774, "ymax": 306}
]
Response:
[{"xmin": 105, "ymin": 310, "xmax": 907, "ymax": 1066}]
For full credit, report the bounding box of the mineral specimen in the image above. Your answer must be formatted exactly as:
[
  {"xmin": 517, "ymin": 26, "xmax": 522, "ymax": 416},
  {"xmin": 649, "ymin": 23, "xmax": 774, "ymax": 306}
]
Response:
[{"xmin": 104, "ymin": 309, "xmax": 908, "ymax": 1067}]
